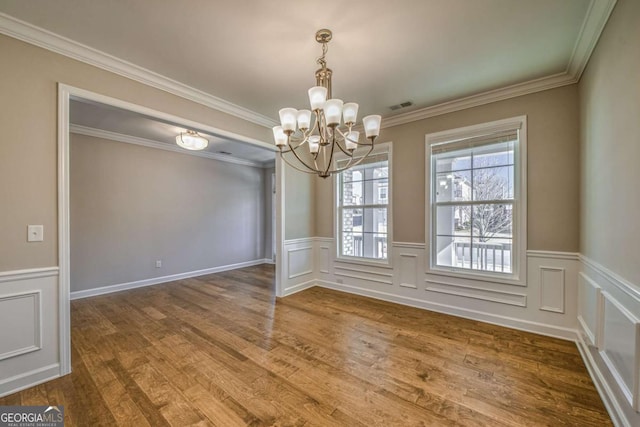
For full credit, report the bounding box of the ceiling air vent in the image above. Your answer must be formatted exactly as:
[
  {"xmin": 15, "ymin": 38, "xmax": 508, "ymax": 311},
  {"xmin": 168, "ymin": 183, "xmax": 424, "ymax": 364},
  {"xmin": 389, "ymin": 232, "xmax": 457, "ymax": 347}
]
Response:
[{"xmin": 389, "ymin": 101, "xmax": 413, "ymax": 111}]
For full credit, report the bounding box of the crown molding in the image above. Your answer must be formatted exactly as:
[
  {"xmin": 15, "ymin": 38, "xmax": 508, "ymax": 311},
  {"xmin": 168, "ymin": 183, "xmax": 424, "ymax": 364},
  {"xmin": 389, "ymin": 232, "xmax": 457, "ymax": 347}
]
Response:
[
  {"xmin": 567, "ymin": 0, "xmax": 617, "ymax": 78},
  {"xmin": 0, "ymin": 1, "xmax": 616, "ymax": 131},
  {"xmin": 69, "ymin": 124, "xmax": 273, "ymax": 168},
  {"xmin": 0, "ymin": 12, "xmax": 278, "ymax": 129},
  {"xmin": 382, "ymin": 0, "xmax": 616, "ymax": 129}
]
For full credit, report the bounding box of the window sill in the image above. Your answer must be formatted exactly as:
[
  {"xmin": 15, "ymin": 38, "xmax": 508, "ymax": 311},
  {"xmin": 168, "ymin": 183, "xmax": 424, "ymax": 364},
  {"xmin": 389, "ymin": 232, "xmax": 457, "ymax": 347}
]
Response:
[
  {"xmin": 335, "ymin": 256, "xmax": 393, "ymax": 270},
  {"xmin": 426, "ymin": 266, "xmax": 525, "ymax": 287}
]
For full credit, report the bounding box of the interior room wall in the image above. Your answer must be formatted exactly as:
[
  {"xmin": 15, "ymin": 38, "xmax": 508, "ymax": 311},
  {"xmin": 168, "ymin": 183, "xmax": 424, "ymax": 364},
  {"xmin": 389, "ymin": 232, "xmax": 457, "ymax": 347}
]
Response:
[
  {"xmin": 0, "ymin": 34, "xmax": 271, "ymax": 273},
  {"xmin": 70, "ymin": 133, "xmax": 267, "ymax": 292},
  {"xmin": 263, "ymin": 166, "xmax": 275, "ymax": 260},
  {"xmin": 579, "ymin": 0, "xmax": 639, "ymax": 288},
  {"xmin": 315, "ymin": 84, "xmax": 580, "ymax": 253}
]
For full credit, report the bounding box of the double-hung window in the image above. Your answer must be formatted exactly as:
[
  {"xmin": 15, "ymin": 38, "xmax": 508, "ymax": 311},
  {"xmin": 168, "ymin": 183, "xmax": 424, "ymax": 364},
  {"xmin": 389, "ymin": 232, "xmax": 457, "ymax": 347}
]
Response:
[
  {"xmin": 427, "ymin": 117, "xmax": 526, "ymax": 282},
  {"xmin": 337, "ymin": 146, "xmax": 391, "ymax": 262}
]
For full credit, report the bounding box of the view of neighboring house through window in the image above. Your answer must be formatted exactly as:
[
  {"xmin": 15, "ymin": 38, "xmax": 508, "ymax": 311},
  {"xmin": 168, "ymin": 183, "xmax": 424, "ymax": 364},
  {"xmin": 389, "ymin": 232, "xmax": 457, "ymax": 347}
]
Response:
[
  {"xmin": 430, "ymin": 125, "xmax": 522, "ymax": 276},
  {"xmin": 337, "ymin": 151, "xmax": 389, "ymax": 261}
]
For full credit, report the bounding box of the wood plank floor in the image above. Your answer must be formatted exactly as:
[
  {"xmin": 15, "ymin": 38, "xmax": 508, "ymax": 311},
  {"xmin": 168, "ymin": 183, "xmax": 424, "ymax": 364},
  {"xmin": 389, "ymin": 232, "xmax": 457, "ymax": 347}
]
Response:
[{"xmin": 1, "ymin": 264, "xmax": 611, "ymax": 426}]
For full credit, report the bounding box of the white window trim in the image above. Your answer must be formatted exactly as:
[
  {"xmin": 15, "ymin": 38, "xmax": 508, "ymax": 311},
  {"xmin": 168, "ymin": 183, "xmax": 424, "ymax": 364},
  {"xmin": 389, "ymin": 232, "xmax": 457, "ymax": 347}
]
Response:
[
  {"xmin": 333, "ymin": 141, "xmax": 393, "ymax": 267},
  {"xmin": 425, "ymin": 116, "xmax": 527, "ymax": 286}
]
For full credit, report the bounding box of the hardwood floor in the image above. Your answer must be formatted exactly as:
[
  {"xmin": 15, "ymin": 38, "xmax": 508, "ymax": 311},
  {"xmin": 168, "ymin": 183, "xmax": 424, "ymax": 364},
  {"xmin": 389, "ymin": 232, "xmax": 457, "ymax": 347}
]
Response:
[{"xmin": 1, "ymin": 264, "xmax": 611, "ymax": 426}]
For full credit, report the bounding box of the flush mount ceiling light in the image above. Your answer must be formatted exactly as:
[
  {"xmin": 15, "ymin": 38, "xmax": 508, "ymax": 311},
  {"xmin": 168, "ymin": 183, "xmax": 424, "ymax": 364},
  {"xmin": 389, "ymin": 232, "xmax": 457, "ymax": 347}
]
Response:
[
  {"xmin": 176, "ymin": 130, "xmax": 208, "ymax": 151},
  {"xmin": 273, "ymin": 29, "xmax": 382, "ymax": 178}
]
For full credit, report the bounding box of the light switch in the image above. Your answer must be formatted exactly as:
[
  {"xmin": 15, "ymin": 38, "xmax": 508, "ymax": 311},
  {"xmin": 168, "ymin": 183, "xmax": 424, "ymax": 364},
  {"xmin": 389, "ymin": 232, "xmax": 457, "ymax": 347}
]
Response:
[{"xmin": 27, "ymin": 225, "xmax": 44, "ymax": 242}]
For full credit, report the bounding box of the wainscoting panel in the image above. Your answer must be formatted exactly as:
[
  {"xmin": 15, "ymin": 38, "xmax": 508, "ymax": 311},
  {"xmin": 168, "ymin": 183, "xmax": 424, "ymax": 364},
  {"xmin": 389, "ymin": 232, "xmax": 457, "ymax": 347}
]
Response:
[
  {"xmin": 578, "ymin": 271, "xmax": 603, "ymax": 347},
  {"xmin": 0, "ymin": 291, "xmax": 41, "ymax": 361},
  {"xmin": 282, "ymin": 238, "xmax": 315, "ymax": 296},
  {"xmin": 601, "ymin": 292, "xmax": 639, "ymax": 410},
  {"xmin": 425, "ymin": 279, "xmax": 527, "ymax": 307},
  {"xmin": 578, "ymin": 256, "xmax": 640, "ymax": 426},
  {"xmin": 0, "ymin": 268, "xmax": 60, "ymax": 398},
  {"xmin": 539, "ymin": 266, "xmax": 566, "ymax": 313}
]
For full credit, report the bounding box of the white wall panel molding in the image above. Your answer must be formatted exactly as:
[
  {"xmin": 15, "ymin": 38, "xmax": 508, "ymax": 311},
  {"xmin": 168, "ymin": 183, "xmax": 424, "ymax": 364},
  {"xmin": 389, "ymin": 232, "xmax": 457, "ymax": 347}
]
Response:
[
  {"xmin": 581, "ymin": 255, "xmax": 640, "ymax": 303},
  {"xmin": 578, "ymin": 256, "xmax": 640, "ymax": 425},
  {"xmin": 282, "ymin": 239, "xmax": 315, "ymax": 296},
  {"xmin": 0, "ymin": 291, "xmax": 41, "ymax": 361},
  {"xmin": 0, "ymin": 271, "xmax": 60, "ymax": 398},
  {"xmin": 576, "ymin": 334, "xmax": 631, "ymax": 427},
  {"xmin": 287, "ymin": 247, "xmax": 314, "ymax": 279},
  {"xmin": 392, "ymin": 242, "xmax": 426, "ymax": 249},
  {"xmin": 600, "ymin": 292, "xmax": 640, "ymax": 411},
  {"xmin": 539, "ymin": 266, "xmax": 566, "ymax": 313},
  {"xmin": 398, "ymin": 254, "xmax": 419, "ymax": 289},
  {"xmin": 70, "ymin": 259, "xmax": 269, "ymax": 300},
  {"xmin": 578, "ymin": 271, "xmax": 603, "ymax": 348},
  {"xmin": 425, "ymin": 279, "xmax": 527, "ymax": 307},
  {"xmin": 0, "ymin": 13, "xmax": 278, "ymax": 128},
  {"xmin": 526, "ymin": 250, "xmax": 580, "ymax": 261}
]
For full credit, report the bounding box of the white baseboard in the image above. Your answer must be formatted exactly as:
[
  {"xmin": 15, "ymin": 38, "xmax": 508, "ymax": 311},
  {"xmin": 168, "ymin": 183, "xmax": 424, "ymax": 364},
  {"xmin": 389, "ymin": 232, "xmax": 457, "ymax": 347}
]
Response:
[
  {"xmin": 70, "ymin": 259, "xmax": 269, "ymax": 300},
  {"xmin": 282, "ymin": 280, "xmax": 315, "ymax": 297},
  {"xmin": 0, "ymin": 363, "xmax": 60, "ymax": 398},
  {"xmin": 316, "ymin": 280, "xmax": 578, "ymax": 341},
  {"xmin": 576, "ymin": 334, "xmax": 631, "ymax": 427}
]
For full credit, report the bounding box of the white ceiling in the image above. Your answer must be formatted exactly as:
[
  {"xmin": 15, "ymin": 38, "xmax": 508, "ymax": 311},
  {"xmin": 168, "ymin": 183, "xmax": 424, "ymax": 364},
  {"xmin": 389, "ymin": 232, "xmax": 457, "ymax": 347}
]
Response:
[
  {"xmin": 69, "ymin": 98, "xmax": 275, "ymax": 165},
  {"xmin": 0, "ymin": 0, "xmax": 599, "ymax": 123}
]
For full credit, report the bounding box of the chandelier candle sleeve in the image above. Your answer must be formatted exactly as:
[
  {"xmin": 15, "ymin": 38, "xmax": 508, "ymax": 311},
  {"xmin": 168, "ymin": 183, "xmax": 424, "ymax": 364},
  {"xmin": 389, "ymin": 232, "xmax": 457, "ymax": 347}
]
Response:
[
  {"xmin": 324, "ymin": 99, "xmax": 344, "ymax": 126},
  {"xmin": 308, "ymin": 86, "xmax": 328, "ymax": 110},
  {"xmin": 274, "ymin": 29, "xmax": 382, "ymax": 178},
  {"xmin": 346, "ymin": 131, "xmax": 359, "ymax": 150}
]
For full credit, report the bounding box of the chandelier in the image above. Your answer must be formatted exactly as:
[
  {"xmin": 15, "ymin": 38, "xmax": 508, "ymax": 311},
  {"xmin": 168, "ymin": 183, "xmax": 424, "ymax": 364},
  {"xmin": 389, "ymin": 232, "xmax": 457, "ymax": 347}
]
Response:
[{"xmin": 272, "ymin": 29, "xmax": 382, "ymax": 178}]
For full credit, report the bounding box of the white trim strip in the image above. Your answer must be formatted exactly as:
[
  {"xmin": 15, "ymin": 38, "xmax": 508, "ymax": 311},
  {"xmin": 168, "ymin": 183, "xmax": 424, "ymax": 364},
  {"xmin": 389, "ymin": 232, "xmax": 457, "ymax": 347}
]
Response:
[
  {"xmin": 527, "ymin": 250, "xmax": 580, "ymax": 260},
  {"xmin": 581, "ymin": 254, "xmax": 640, "ymax": 302},
  {"xmin": 70, "ymin": 124, "xmax": 269, "ymax": 168},
  {"xmin": 0, "ymin": 267, "xmax": 59, "ymax": 283},
  {"xmin": 0, "ymin": 363, "xmax": 61, "ymax": 399},
  {"xmin": 69, "ymin": 259, "xmax": 269, "ymax": 300},
  {"xmin": 0, "ymin": 12, "xmax": 278, "ymax": 128}
]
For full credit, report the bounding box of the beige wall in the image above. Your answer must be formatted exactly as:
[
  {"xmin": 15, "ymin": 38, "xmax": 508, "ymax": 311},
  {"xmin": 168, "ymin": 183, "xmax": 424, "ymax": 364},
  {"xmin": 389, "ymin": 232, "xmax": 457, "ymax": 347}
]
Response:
[
  {"xmin": 70, "ymin": 134, "xmax": 267, "ymax": 291},
  {"xmin": 0, "ymin": 34, "xmax": 271, "ymax": 272},
  {"xmin": 579, "ymin": 0, "xmax": 640, "ymax": 287},
  {"xmin": 315, "ymin": 85, "xmax": 580, "ymax": 252}
]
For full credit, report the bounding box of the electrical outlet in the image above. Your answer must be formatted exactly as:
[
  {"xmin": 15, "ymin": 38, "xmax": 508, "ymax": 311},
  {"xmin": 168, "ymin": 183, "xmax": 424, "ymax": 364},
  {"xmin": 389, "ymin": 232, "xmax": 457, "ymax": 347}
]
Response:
[
  {"xmin": 156, "ymin": 260, "xmax": 162, "ymax": 268},
  {"xmin": 336, "ymin": 278, "xmax": 343, "ymax": 284}
]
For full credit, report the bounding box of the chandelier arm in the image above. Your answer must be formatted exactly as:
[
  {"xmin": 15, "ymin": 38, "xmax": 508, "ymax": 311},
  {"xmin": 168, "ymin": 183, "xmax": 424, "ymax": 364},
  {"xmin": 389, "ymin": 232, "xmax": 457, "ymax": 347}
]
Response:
[
  {"xmin": 323, "ymin": 131, "xmax": 338, "ymax": 177},
  {"xmin": 334, "ymin": 135, "xmax": 354, "ymax": 157},
  {"xmin": 332, "ymin": 143, "xmax": 376, "ymax": 174},
  {"xmin": 279, "ymin": 152, "xmax": 318, "ymax": 175},
  {"xmin": 286, "ymin": 141, "xmax": 321, "ymax": 173}
]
